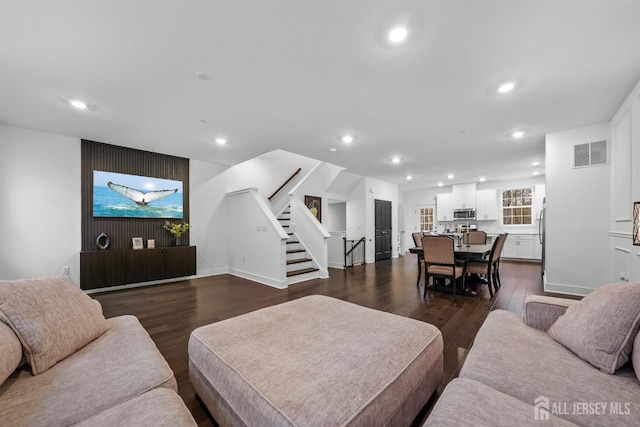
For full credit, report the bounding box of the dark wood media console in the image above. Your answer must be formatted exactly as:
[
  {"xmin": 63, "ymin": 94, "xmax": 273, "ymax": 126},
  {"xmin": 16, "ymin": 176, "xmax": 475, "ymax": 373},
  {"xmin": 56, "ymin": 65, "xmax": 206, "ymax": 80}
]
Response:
[{"xmin": 80, "ymin": 246, "xmax": 196, "ymax": 290}]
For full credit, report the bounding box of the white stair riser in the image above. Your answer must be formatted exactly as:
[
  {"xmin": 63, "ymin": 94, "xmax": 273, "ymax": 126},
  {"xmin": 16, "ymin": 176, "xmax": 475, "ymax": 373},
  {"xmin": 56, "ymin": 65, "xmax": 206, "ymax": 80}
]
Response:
[
  {"xmin": 286, "ymin": 252, "xmax": 306, "ymax": 261},
  {"xmin": 287, "ymin": 270, "xmax": 320, "ymax": 285},
  {"xmin": 286, "ymin": 261, "xmax": 313, "ymax": 272}
]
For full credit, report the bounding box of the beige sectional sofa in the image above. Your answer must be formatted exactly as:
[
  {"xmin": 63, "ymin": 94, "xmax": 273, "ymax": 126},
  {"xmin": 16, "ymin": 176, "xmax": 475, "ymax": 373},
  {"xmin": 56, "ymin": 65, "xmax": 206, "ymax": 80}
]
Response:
[
  {"xmin": 425, "ymin": 284, "xmax": 640, "ymax": 426},
  {"xmin": 0, "ymin": 275, "xmax": 196, "ymax": 427}
]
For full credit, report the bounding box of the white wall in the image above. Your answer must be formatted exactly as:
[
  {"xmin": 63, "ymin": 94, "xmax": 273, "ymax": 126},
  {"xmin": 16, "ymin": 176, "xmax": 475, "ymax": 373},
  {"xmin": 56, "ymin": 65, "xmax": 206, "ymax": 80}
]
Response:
[
  {"xmin": 226, "ymin": 189, "xmax": 288, "ymax": 288},
  {"xmin": 326, "ymin": 202, "xmax": 346, "ymax": 232},
  {"xmin": 610, "ymin": 78, "xmax": 640, "ymax": 284},
  {"xmin": 0, "ymin": 125, "xmax": 81, "ymax": 284},
  {"xmin": 189, "ymin": 159, "xmax": 229, "ymax": 276},
  {"xmin": 545, "ymin": 122, "xmax": 611, "ymax": 295},
  {"xmin": 400, "ymin": 186, "xmax": 440, "ymax": 250}
]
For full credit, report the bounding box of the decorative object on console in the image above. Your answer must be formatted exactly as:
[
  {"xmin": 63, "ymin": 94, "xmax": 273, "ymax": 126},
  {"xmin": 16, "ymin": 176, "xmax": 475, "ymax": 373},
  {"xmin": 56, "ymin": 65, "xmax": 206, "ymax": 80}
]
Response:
[
  {"xmin": 304, "ymin": 195, "xmax": 322, "ymax": 222},
  {"xmin": 164, "ymin": 221, "xmax": 190, "ymax": 246},
  {"xmin": 131, "ymin": 237, "xmax": 143, "ymax": 250},
  {"xmin": 95, "ymin": 232, "xmax": 110, "ymax": 250},
  {"xmin": 147, "ymin": 239, "xmax": 155, "ymax": 249}
]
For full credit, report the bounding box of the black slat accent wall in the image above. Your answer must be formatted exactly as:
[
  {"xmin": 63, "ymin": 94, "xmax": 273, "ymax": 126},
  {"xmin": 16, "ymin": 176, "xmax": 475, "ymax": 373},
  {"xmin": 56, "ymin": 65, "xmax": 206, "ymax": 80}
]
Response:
[{"xmin": 81, "ymin": 140, "xmax": 190, "ymax": 251}]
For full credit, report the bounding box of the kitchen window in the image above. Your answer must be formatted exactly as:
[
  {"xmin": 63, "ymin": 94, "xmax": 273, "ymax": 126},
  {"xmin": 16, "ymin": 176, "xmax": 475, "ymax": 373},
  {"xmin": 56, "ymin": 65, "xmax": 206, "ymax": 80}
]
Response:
[
  {"xmin": 502, "ymin": 188, "xmax": 533, "ymax": 225},
  {"xmin": 418, "ymin": 207, "xmax": 434, "ymax": 232}
]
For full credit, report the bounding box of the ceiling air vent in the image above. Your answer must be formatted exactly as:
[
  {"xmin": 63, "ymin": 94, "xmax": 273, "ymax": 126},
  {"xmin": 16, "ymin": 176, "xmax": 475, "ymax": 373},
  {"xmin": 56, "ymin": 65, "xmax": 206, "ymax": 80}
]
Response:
[{"xmin": 574, "ymin": 140, "xmax": 607, "ymax": 168}]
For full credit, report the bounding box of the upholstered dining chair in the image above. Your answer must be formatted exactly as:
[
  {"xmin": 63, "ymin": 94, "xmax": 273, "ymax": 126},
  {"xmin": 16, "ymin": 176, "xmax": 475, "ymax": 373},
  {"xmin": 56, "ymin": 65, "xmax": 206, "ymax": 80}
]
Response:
[
  {"xmin": 464, "ymin": 233, "xmax": 505, "ymax": 297},
  {"xmin": 412, "ymin": 232, "xmax": 424, "ymax": 248},
  {"xmin": 463, "ymin": 230, "xmax": 487, "ymax": 245},
  {"xmin": 491, "ymin": 233, "xmax": 508, "ymax": 290},
  {"xmin": 412, "ymin": 232, "xmax": 425, "ymax": 288},
  {"xmin": 421, "ymin": 235, "xmax": 467, "ymax": 302}
]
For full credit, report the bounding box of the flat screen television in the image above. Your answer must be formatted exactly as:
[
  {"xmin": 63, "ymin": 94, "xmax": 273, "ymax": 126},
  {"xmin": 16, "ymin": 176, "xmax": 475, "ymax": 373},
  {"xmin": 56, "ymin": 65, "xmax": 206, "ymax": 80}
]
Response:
[{"xmin": 93, "ymin": 170, "xmax": 184, "ymax": 219}]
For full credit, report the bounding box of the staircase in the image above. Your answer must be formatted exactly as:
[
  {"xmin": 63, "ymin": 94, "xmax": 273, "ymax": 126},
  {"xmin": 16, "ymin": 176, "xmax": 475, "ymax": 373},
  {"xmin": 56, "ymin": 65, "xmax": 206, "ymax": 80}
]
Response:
[{"xmin": 278, "ymin": 207, "xmax": 320, "ymax": 284}]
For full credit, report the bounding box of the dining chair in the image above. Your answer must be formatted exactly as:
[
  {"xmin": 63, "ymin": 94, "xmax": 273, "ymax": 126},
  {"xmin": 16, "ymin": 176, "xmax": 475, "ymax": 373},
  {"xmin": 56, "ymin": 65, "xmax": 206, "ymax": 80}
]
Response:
[
  {"xmin": 464, "ymin": 233, "xmax": 504, "ymax": 297},
  {"xmin": 412, "ymin": 232, "xmax": 424, "ymax": 248},
  {"xmin": 492, "ymin": 233, "xmax": 508, "ymax": 290},
  {"xmin": 412, "ymin": 232, "xmax": 425, "ymax": 288},
  {"xmin": 421, "ymin": 235, "xmax": 467, "ymax": 302},
  {"xmin": 463, "ymin": 230, "xmax": 487, "ymax": 245}
]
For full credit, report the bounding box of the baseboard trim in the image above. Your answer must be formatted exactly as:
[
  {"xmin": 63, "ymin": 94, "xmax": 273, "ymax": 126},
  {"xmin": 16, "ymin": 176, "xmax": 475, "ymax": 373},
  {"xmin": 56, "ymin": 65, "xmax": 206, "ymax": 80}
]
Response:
[
  {"xmin": 227, "ymin": 268, "xmax": 287, "ymax": 289},
  {"xmin": 328, "ymin": 262, "xmax": 345, "ymax": 269},
  {"xmin": 543, "ymin": 279, "xmax": 594, "ymax": 297},
  {"xmin": 85, "ymin": 275, "xmax": 198, "ymax": 294}
]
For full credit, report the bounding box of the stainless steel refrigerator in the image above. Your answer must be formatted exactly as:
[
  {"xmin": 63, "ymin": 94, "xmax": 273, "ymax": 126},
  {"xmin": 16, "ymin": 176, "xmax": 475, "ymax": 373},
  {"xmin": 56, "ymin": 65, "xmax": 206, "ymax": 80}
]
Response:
[{"xmin": 538, "ymin": 197, "xmax": 546, "ymax": 277}]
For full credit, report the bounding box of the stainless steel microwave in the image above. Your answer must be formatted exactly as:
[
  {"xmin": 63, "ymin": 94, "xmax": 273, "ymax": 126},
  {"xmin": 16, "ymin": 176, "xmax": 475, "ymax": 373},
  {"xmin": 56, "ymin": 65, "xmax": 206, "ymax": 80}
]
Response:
[{"xmin": 453, "ymin": 208, "xmax": 476, "ymax": 220}]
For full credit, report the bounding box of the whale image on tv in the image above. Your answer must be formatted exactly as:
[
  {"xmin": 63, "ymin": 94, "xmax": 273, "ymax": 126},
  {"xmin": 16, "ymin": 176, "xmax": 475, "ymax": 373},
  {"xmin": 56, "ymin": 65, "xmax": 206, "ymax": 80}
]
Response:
[{"xmin": 93, "ymin": 171, "xmax": 183, "ymax": 218}]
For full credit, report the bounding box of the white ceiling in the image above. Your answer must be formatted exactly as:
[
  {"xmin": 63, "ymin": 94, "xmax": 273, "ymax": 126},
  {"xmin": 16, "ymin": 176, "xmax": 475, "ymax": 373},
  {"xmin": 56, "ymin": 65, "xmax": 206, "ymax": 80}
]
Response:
[{"xmin": 1, "ymin": 0, "xmax": 639, "ymax": 191}]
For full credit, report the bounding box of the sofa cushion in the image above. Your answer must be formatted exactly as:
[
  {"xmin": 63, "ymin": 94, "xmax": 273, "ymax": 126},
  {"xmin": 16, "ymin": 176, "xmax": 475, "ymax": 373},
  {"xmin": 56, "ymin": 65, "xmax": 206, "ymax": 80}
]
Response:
[
  {"xmin": 0, "ymin": 275, "xmax": 108, "ymax": 375},
  {"xmin": 0, "ymin": 315, "xmax": 176, "ymax": 427},
  {"xmin": 634, "ymin": 332, "xmax": 640, "ymax": 381},
  {"xmin": 548, "ymin": 282, "xmax": 640, "ymax": 374},
  {"xmin": 73, "ymin": 388, "xmax": 196, "ymax": 427},
  {"xmin": 460, "ymin": 310, "xmax": 640, "ymax": 426},
  {"xmin": 0, "ymin": 322, "xmax": 22, "ymax": 385},
  {"xmin": 423, "ymin": 378, "xmax": 577, "ymax": 427}
]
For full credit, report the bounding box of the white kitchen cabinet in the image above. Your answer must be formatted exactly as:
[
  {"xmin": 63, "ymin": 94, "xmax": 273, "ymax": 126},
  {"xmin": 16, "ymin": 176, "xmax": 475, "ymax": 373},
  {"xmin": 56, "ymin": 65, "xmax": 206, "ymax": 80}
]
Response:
[
  {"xmin": 502, "ymin": 234, "xmax": 539, "ymax": 260},
  {"xmin": 533, "ymin": 235, "xmax": 543, "ymax": 260},
  {"xmin": 476, "ymin": 189, "xmax": 498, "ymax": 220},
  {"xmin": 436, "ymin": 193, "xmax": 453, "ymax": 221},
  {"xmin": 452, "ymin": 183, "xmax": 477, "ymax": 209}
]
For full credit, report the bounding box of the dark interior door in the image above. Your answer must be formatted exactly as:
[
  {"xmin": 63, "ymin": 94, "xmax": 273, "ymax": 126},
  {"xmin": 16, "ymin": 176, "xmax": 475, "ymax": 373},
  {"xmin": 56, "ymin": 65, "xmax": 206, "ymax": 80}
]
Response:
[{"xmin": 375, "ymin": 199, "xmax": 392, "ymax": 261}]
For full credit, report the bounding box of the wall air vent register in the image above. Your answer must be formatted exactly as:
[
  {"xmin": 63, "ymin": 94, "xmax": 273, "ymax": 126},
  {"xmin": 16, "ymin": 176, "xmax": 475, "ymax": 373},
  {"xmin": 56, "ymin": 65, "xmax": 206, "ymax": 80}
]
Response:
[{"xmin": 574, "ymin": 140, "xmax": 607, "ymax": 168}]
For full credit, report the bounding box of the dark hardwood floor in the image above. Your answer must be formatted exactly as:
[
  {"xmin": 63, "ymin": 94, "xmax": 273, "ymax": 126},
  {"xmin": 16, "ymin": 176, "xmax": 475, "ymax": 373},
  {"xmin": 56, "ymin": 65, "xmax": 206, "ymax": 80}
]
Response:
[{"xmin": 92, "ymin": 255, "xmax": 551, "ymax": 426}]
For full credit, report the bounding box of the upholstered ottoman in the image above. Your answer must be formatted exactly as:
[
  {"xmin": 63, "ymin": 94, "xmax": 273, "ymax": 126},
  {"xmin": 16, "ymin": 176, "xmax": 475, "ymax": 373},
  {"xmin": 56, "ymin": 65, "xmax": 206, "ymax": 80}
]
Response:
[{"xmin": 189, "ymin": 295, "xmax": 443, "ymax": 426}]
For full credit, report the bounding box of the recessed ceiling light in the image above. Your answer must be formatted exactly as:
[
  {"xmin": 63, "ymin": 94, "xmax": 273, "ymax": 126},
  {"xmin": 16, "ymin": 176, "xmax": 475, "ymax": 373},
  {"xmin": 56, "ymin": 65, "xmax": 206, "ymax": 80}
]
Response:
[
  {"xmin": 512, "ymin": 131, "xmax": 525, "ymax": 139},
  {"xmin": 447, "ymin": 174, "xmax": 454, "ymax": 179},
  {"xmin": 438, "ymin": 182, "xmax": 443, "ymax": 187},
  {"xmin": 498, "ymin": 82, "xmax": 515, "ymax": 93},
  {"xmin": 388, "ymin": 26, "xmax": 408, "ymax": 44},
  {"xmin": 70, "ymin": 100, "xmax": 88, "ymax": 110},
  {"xmin": 196, "ymin": 72, "xmax": 212, "ymax": 80},
  {"xmin": 406, "ymin": 175, "xmax": 412, "ymax": 181},
  {"xmin": 215, "ymin": 137, "xmax": 227, "ymax": 145},
  {"xmin": 533, "ymin": 171, "xmax": 539, "ymax": 176},
  {"xmin": 392, "ymin": 157, "xmax": 401, "ymax": 164},
  {"xmin": 341, "ymin": 134, "xmax": 354, "ymax": 144},
  {"xmin": 531, "ymin": 161, "xmax": 540, "ymax": 166},
  {"xmin": 329, "ymin": 148, "xmax": 337, "ymax": 152},
  {"xmin": 479, "ymin": 177, "xmax": 486, "ymax": 182}
]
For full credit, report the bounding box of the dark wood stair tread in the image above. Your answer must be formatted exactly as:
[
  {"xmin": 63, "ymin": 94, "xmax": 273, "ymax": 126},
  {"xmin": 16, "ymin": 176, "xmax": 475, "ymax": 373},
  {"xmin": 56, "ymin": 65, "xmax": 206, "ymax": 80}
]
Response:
[
  {"xmin": 286, "ymin": 240, "xmax": 299, "ymax": 244},
  {"xmin": 287, "ymin": 267, "xmax": 319, "ymax": 277},
  {"xmin": 287, "ymin": 258, "xmax": 312, "ymax": 265}
]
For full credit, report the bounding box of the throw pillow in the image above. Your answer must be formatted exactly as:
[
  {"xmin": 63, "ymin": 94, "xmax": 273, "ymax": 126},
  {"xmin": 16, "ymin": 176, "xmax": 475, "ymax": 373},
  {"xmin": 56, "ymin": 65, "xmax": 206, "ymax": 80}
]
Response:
[
  {"xmin": 0, "ymin": 275, "xmax": 108, "ymax": 375},
  {"xmin": 548, "ymin": 282, "xmax": 640, "ymax": 374},
  {"xmin": 0, "ymin": 321, "xmax": 22, "ymax": 384}
]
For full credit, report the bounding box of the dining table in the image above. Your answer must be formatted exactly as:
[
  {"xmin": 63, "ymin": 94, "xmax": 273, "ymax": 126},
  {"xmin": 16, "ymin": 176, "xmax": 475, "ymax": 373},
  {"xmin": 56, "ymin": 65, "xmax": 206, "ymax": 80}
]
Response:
[{"xmin": 408, "ymin": 243, "xmax": 493, "ymax": 295}]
